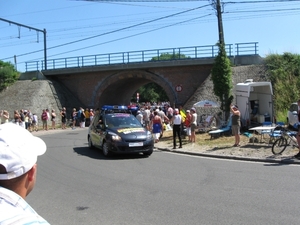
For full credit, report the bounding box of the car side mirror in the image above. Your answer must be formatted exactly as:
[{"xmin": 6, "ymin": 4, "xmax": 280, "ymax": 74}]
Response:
[{"xmin": 96, "ymin": 120, "xmax": 105, "ymax": 130}]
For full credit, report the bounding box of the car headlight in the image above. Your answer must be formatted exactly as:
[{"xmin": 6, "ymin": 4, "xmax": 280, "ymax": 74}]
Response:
[
  {"xmin": 112, "ymin": 135, "xmax": 122, "ymax": 141},
  {"xmin": 108, "ymin": 132, "xmax": 122, "ymax": 141},
  {"xmin": 146, "ymin": 131, "xmax": 153, "ymax": 140}
]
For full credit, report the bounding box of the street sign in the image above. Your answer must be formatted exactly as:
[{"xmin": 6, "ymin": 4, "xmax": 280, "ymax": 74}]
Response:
[{"xmin": 175, "ymin": 85, "xmax": 182, "ymax": 92}]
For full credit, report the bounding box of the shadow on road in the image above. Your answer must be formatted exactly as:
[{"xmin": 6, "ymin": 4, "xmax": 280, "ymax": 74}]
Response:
[{"xmin": 73, "ymin": 146, "xmax": 151, "ymax": 160}]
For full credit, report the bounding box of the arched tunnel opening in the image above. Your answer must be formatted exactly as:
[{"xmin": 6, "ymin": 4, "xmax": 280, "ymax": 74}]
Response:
[
  {"xmin": 95, "ymin": 72, "xmax": 177, "ymax": 107},
  {"xmin": 130, "ymin": 82, "xmax": 169, "ymax": 104}
]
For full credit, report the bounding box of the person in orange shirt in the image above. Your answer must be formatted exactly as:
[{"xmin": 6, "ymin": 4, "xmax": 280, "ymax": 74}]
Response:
[{"xmin": 84, "ymin": 108, "xmax": 90, "ymax": 127}]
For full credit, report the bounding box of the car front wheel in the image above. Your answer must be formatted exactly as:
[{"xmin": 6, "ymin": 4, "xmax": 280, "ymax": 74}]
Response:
[
  {"xmin": 88, "ymin": 136, "xmax": 94, "ymax": 149},
  {"xmin": 102, "ymin": 142, "xmax": 112, "ymax": 157}
]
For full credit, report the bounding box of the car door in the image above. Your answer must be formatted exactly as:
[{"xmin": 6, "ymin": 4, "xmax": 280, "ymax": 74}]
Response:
[
  {"xmin": 90, "ymin": 114, "xmax": 103, "ymax": 148},
  {"xmin": 96, "ymin": 114, "xmax": 107, "ymax": 148}
]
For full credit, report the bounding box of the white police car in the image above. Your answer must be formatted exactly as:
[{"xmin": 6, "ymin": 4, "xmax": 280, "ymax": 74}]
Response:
[{"xmin": 87, "ymin": 105, "xmax": 154, "ymax": 157}]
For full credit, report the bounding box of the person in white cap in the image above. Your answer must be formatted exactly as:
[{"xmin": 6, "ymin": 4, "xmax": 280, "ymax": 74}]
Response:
[
  {"xmin": 0, "ymin": 123, "xmax": 50, "ymax": 224},
  {"xmin": 136, "ymin": 110, "xmax": 144, "ymax": 126}
]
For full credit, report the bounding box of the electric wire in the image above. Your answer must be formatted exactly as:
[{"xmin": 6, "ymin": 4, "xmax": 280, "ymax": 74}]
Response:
[
  {"xmin": 0, "ymin": 0, "xmax": 299, "ymax": 62},
  {"xmin": 0, "ymin": 4, "xmax": 211, "ymax": 61},
  {"xmin": 26, "ymin": 13, "xmax": 213, "ymax": 61}
]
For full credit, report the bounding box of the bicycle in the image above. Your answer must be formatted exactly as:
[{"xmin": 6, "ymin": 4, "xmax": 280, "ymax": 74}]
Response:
[{"xmin": 271, "ymin": 126, "xmax": 299, "ymax": 155}]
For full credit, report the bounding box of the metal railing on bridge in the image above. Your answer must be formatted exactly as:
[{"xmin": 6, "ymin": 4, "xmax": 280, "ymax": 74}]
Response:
[{"xmin": 25, "ymin": 42, "xmax": 258, "ymax": 72}]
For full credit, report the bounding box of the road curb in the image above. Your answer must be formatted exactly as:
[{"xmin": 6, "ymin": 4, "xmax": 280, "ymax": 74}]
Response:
[
  {"xmin": 33, "ymin": 128, "xmax": 300, "ymax": 164},
  {"xmin": 156, "ymin": 147, "xmax": 300, "ymax": 165}
]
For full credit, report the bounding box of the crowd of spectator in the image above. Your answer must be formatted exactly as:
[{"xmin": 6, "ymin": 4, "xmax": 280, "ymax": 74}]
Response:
[
  {"xmin": 0, "ymin": 109, "xmax": 39, "ymax": 132},
  {"xmin": 0, "ymin": 103, "xmax": 198, "ymax": 147},
  {"xmin": 135, "ymin": 102, "xmax": 198, "ymax": 145},
  {"xmin": 0, "ymin": 107, "xmax": 96, "ymax": 132}
]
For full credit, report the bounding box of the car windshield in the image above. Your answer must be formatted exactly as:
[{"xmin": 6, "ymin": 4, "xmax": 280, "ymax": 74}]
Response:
[{"xmin": 105, "ymin": 113, "xmax": 142, "ymax": 128}]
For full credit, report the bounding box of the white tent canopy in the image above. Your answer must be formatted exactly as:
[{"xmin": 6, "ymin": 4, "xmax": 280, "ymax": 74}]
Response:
[{"xmin": 193, "ymin": 100, "xmax": 219, "ymax": 108}]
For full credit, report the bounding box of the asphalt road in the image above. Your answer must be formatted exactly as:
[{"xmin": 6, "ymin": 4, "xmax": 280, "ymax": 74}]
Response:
[{"xmin": 27, "ymin": 129, "xmax": 300, "ymax": 225}]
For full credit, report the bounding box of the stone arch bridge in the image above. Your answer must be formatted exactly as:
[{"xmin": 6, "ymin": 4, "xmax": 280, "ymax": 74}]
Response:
[
  {"xmin": 30, "ymin": 55, "xmax": 260, "ymax": 109},
  {"xmin": 46, "ymin": 59, "xmax": 210, "ymax": 108}
]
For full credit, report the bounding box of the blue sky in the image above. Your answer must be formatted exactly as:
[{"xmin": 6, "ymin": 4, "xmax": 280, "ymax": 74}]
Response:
[{"xmin": 1, "ymin": 0, "xmax": 299, "ymax": 72}]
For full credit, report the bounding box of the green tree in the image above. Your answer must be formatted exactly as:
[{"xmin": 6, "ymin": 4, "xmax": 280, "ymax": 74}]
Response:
[
  {"xmin": 133, "ymin": 82, "xmax": 168, "ymax": 103},
  {"xmin": 151, "ymin": 53, "xmax": 190, "ymax": 61},
  {"xmin": 264, "ymin": 53, "xmax": 300, "ymax": 120},
  {"xmin": 211, "ymin": 43, "xmax": 233, "ymax": 115},
  {"xmin": 0, "ymin": 61, "xmax": 19, "ymax": 91}
]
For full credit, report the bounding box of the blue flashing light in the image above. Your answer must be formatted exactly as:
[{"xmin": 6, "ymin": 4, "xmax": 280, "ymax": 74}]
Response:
[
  {"xmin": 128, "ymin": 106, "xmax": 139, "ymax": 110},
  {"xmin": 102, "ymin": 105, "xmax": 128, "ymax": 110}
]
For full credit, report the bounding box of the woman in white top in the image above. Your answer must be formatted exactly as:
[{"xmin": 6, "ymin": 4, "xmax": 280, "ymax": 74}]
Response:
[
  {"xmin": 171, "ymin": 108, "xmax": 182, "ymax": 149},
  {"xmin": 190, "ymin": 108, "xmax": 197, "ymax": 143},
  {"xmin": 1, "ymin": 110, "xmax": 9, "ymax": 124}
]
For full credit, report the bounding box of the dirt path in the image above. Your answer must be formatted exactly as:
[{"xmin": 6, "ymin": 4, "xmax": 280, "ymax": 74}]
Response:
[{"xmin": 154, "ymin": 130, "xmax": 299, "ymax": 161}]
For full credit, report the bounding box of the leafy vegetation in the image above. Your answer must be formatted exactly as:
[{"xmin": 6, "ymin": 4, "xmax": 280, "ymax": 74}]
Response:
[
  {"xmin": 211, "ymin": 43, "xmax": 233, "ymax": 116},
  {"xmin": 150, "ymin": 52, "xmax": 190, "ymax": 61},
  {"xmin": 264, "ymin": 53, "xmax": 300, "ymax": 121},
  {"xmin": 133, "ymin": 82, "xmax": 168, "ymax": 103},
  {"xmin": 0, "ymin": 61, "xmax": 20, "ymax": 91}
]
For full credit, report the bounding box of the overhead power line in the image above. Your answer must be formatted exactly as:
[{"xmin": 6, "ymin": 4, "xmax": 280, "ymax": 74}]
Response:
[
  {"xmin": 1, "ymin": 3, "xmax": 211, "ymax": 61},
  {"xmin": 74, "ymin": 0, "xmax": 208, "ymax": 1},
  {"xmin": 46, "ymin": 4, "xmax": 210, "ymax": 50},
  {"xmin": 1, "ymin": 0, "xmax": 300, "ymax": 63},
  {"xmin": 0, "ymin": 18, "xmax": 48, "ymax": 69},
  {"xmin": 37, "ymin": 13, "xmax": 213, "ymax": 59},
  {"xmin": 76, "ymin": 0, "xmax": 300, "ymax": 2}
]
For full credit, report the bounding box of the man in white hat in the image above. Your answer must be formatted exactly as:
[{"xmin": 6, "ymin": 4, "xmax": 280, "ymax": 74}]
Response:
[
  {"xmin": 0, "ymin": 123, "xmax": 50, "ymax": 224},
  {"xmin": 136, "ymin": 110, "xmax": 144, "ymax": 126}
]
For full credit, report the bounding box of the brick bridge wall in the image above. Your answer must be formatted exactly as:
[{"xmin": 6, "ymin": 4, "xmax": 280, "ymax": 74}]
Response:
[{"xmin": 48, "ymin": 63, "xmax": 214, "ymax": 109}]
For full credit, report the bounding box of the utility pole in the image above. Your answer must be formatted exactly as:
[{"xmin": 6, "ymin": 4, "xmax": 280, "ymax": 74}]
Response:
[
  {"xmin": 210, "ymin": 0, "xmax": 225, "ymax": 45},
  {"xmin": 216, "ymin": 0, "xmax": 225, "ymax": 45},
  {"xmin": 0, "ymin": 18, "xmax": 47, "ymax": 70}
]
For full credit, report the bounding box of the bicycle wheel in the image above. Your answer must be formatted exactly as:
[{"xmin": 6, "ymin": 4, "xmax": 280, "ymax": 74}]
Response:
[{"xmin": 272, "ymin": 137, "xmax": 287, "ymax": 155}]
